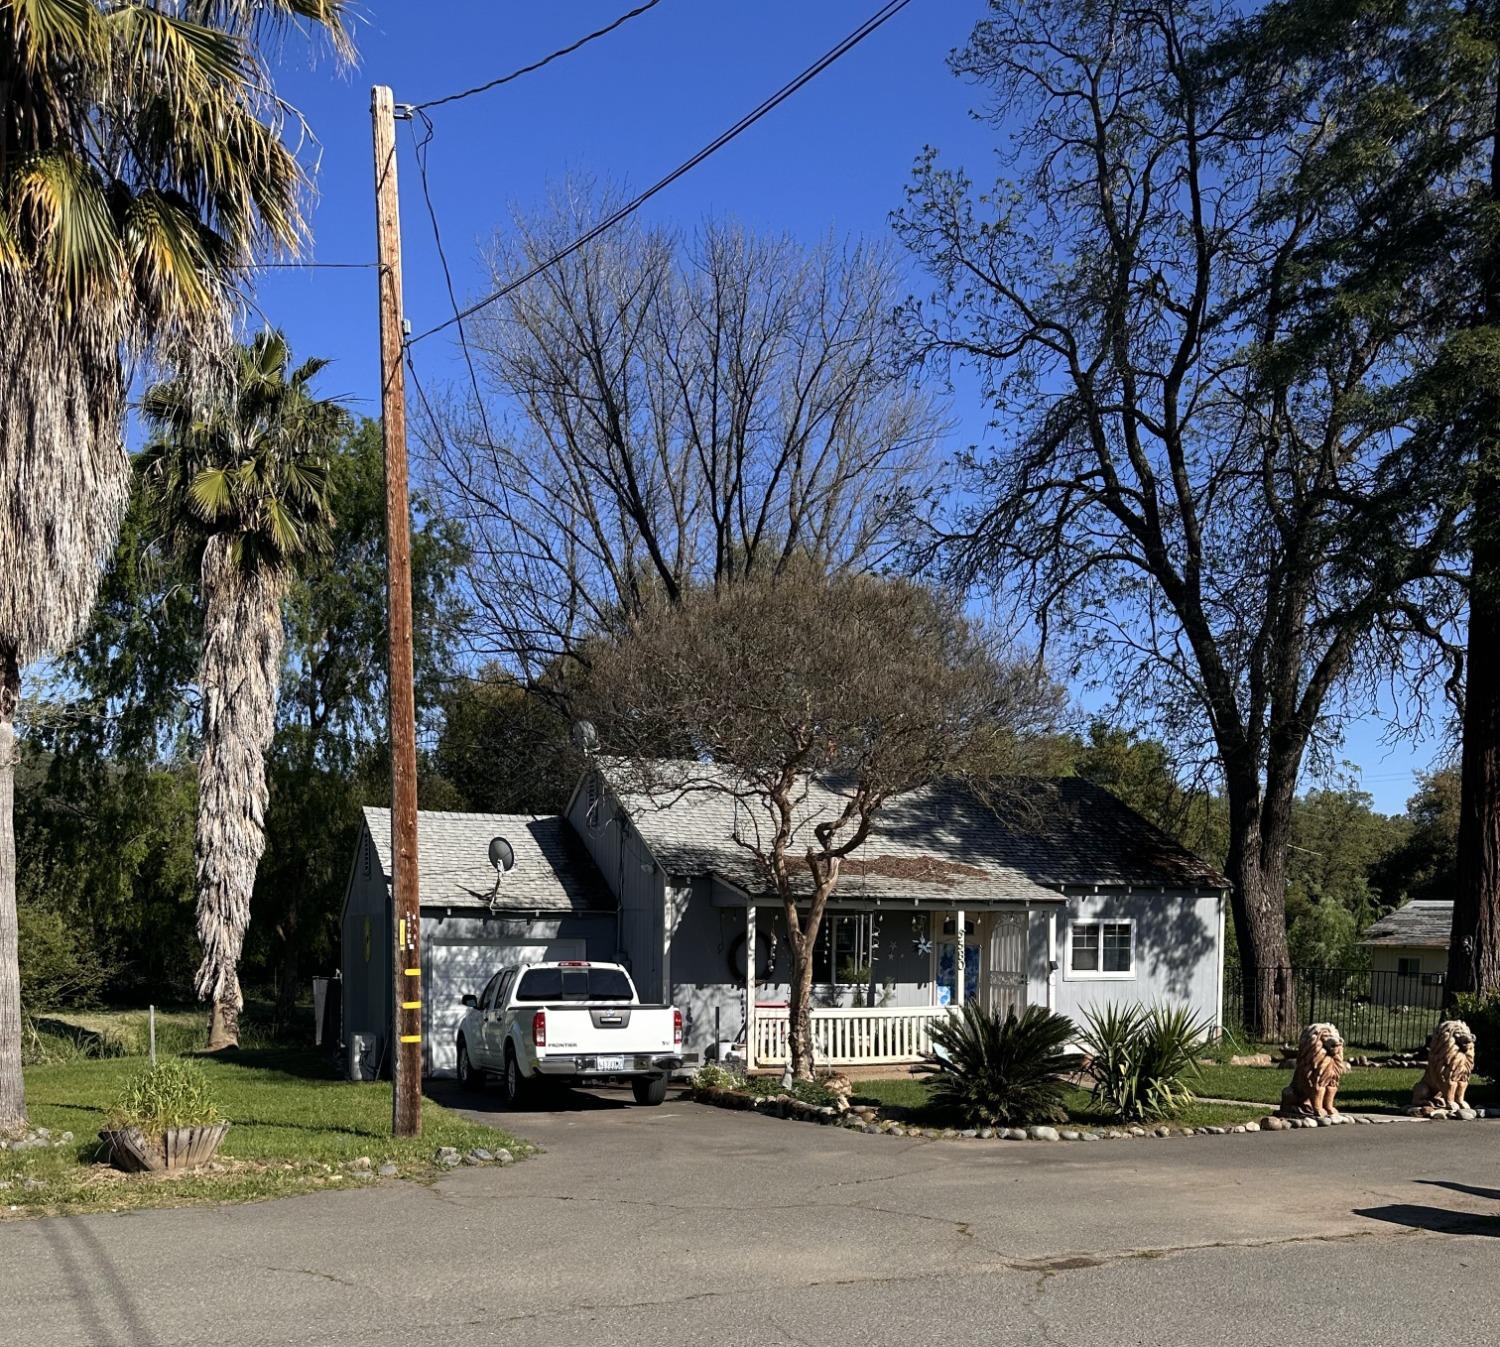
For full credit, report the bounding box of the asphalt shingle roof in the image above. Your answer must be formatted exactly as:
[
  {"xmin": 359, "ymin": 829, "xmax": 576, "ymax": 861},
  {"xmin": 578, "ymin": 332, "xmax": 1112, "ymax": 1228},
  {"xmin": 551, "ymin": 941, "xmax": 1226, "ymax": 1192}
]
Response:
[
  {"xmin": 600, "ymin": 761, "xmax": 1227, "ymax": 903},
  {"xmin": 361, "ymin": 807, "xmax": 610, "ymax": 912},
  {"xmin": 1359, "ymin": 900, "xmax": 1453, "ymax": 949}
]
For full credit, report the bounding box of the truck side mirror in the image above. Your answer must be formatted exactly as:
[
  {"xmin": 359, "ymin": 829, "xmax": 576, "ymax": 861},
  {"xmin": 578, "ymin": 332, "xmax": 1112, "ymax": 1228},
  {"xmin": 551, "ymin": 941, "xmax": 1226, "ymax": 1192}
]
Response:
[{"xmin": 461, "ymin": 994, "xmax": 478, "ymax": 1008}]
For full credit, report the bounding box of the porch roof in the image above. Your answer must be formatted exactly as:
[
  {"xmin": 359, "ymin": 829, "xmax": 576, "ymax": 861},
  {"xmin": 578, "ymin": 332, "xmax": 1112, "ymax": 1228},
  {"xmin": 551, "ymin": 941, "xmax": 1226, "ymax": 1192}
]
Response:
[{"xmin": 601, "ymin": 762, "xmax": 1227, "ymax": 905}]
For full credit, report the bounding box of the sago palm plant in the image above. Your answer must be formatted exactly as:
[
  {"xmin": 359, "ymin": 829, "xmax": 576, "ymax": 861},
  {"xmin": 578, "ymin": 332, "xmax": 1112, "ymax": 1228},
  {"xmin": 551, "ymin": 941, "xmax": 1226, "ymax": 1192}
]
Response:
[
  {"xmin": 0, "ymin": 0, "xmax": 349, "ymax": 1127},
  {"xmin": 141, "ymin": 330, "xmax": 348, "ymax": 1050},
  {"xmin": 920, "ymin": 1002, "xmax": 1080, "ymax": 1127}
]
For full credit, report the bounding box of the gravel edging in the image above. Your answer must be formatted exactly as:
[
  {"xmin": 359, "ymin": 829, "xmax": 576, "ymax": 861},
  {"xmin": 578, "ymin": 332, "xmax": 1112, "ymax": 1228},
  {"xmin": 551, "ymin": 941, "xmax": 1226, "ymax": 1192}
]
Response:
[{"xmin": 690, "ymin": 1086, "xmax": 1499, "ymax": 1143}]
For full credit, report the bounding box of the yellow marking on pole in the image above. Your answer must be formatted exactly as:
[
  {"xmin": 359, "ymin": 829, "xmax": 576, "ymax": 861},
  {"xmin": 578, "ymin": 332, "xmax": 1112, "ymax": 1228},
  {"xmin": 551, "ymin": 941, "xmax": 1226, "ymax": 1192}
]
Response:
[
  {"xmin": 399, "ymin": 1034, "xmax": 422, "ymax": 1043},
  {"xmin": 399, "ymin": 918, "xmax": 406, "ymax": 948},
  {"xmin": 401, "ymin": 1000, "xmax": 422, "ymax": 1010},
  {"xmin": 404, "ymin": 968, "xmax": 420, "ymax": 976}
]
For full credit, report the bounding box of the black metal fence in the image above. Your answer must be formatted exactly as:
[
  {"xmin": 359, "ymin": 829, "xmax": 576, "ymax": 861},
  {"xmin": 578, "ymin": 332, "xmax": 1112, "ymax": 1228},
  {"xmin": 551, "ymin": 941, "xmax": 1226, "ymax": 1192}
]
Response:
[{"xmin": 1222, "ymin": 965, "xmax": 1447, "ymax": 1052}]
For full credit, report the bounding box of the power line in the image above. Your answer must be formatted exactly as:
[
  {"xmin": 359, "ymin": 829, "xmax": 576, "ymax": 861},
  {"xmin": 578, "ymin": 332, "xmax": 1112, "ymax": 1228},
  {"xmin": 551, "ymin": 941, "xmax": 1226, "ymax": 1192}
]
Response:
[
  {"xmin": 414, "ymin": 0, "xmax": 666, "ymax": 112},
  {"xmin": 406, "ymin": 0, "xmax": 916, "ymax": 346},
  {"xmin": 406, "ymin": 108, "xmax": 548, "ymax": 601},
  {"xmin": 250, "ymin": 261, "xmax": 378, "ymax": 270}
]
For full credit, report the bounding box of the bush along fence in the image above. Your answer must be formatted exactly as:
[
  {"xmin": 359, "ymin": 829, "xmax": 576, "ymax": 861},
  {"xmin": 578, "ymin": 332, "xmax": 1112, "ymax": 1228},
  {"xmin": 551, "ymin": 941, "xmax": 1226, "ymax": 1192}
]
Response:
[{"xmin": 1222, "ymin": 966, "xmax": 1447, "ymax": 1052}]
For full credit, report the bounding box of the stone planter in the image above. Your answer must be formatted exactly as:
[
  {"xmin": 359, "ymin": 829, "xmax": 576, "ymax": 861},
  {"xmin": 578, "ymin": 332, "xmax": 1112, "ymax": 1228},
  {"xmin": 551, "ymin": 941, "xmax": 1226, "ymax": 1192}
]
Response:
[{"xmin": 98, "ymin": 1122, "xmax": 230, "ymax": 1174}]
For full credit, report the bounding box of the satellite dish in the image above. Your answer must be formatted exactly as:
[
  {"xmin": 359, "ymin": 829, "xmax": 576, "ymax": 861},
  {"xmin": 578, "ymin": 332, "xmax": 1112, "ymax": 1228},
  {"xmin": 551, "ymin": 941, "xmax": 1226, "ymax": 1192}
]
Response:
[
  {"xmin": 488, "ymin": 836, "xmax": 515, "ymax": 874},
  {"xmin": 571, "ymin": 719, "xmax": 599, "ymax": 755}
]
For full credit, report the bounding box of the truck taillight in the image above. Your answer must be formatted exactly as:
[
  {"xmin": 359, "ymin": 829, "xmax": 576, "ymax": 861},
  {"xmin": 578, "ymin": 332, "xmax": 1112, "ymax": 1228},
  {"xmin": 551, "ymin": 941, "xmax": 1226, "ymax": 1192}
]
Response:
[
  {"xmin": 533, "ymin": 1010, "xmax": 546, "ymax": 1048},
  {"xmin": 673, "ymin": 1008, "xmax": 682, "ymax": 1046}
]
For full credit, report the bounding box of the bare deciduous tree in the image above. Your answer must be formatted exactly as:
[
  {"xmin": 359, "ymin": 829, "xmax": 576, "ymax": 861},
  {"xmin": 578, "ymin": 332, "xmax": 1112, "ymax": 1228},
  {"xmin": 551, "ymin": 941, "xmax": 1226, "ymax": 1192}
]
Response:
[
  {"xmin": 579, "ymin": 564, "xmax": 1061, "ymax": 1082},
  {"xmin": 897, "ymin": 0, "xmax": 1465, "ymax": 1035},
  {"xmin": 424, "ymin": 189, "xmax": 945, "ymax": 679}
]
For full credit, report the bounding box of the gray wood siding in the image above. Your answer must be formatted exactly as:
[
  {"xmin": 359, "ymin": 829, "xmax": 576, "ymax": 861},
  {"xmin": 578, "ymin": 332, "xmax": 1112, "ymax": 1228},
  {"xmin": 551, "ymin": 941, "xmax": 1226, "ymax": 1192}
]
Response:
[
  {"xmin": 1035, "ymin": 892, "xmax": 1223, "ymax": 1030},
  {"xmin": 568, "ymin": 771, "xmax": 666, "ymax": 1000}
]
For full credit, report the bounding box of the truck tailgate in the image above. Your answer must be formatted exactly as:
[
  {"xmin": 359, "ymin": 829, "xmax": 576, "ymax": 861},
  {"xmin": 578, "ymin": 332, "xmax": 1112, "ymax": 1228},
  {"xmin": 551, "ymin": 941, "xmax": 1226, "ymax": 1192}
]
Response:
[{"xmin": 536, "ymin": 1005, "xmax": 678, "ymax": 1056}]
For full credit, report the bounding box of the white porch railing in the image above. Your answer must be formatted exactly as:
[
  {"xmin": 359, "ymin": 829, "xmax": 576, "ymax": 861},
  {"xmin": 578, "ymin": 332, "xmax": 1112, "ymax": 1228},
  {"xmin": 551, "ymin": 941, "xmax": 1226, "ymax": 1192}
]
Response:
[{"xmin": 752, "ymin": 1005, "xmax": 951, "ymax": 1067}]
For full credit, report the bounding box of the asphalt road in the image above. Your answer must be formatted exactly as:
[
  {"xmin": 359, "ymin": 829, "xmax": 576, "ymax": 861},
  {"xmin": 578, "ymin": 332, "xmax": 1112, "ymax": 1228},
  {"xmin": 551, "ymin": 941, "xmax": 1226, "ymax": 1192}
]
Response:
[{"xmin": 3, "ymin": 1085, "xmax": 1499, "ymax": 1346}]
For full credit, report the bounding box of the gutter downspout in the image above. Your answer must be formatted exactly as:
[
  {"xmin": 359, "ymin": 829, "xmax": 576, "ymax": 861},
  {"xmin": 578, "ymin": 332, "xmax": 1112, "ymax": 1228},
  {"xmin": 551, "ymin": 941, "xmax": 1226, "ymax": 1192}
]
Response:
[{"xmin": 1215, "ymin": 889, "xmax": 1227, "ymax": 1039}]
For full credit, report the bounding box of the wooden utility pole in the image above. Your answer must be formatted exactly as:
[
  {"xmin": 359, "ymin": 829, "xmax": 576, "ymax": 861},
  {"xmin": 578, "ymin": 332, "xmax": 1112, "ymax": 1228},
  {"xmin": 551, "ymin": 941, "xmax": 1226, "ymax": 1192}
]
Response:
[{"xmin": 371, "ymin": 84, "xmax": 422, "ymax": 1137}]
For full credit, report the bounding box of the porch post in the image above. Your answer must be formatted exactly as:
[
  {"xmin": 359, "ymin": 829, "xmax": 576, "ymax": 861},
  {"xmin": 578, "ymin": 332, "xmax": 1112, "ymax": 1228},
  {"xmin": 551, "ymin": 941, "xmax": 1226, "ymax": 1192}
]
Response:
[
  {"xmin": 1047, "ymin": 910, "xmax": 1058, "ymax": 1012},
  {"xmin": 744, "ymin": 905, "xmax": 757, "ymax": 1070},
  {"xmin": 954, "ymin": 908, "xmax": 966, "ymax": 1008}
]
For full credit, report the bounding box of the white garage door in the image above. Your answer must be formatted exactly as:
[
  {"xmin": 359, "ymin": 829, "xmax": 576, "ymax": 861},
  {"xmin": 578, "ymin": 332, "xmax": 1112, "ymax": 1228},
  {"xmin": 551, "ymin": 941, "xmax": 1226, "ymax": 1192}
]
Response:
[{"xmin": 424, "ymin": 937, "xmax": 585, "ymax": 1076}]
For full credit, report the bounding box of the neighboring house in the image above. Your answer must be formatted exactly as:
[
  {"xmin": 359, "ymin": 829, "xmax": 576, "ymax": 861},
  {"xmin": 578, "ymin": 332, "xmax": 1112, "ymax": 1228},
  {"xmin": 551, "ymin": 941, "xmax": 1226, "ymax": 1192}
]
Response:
[
  {"xmin": 1359, "ymin": 900, "xmax": 1452, "ymax": 1005},
  {"xmin": 341, "ymin": 761, "xmax": 1229, "ymax": 1078}
]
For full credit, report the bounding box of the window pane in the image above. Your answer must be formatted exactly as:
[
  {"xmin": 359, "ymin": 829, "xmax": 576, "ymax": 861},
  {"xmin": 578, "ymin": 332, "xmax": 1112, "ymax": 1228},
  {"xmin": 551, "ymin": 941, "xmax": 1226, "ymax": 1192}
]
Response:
[
  {"xmin": 1102, "ymin": 924, "xmax": 1132, "ymax": 973},
  {"xmin": 1072, "ymin": 924, "xmax": 1099, "ymax": 971}
]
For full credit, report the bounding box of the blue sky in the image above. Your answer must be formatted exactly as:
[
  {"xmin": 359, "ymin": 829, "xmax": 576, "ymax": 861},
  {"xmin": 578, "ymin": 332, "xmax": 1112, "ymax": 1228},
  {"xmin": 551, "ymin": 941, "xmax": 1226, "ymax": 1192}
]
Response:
[{"xmin": 245, "ymin": 0, "xmax": 1447, "ymax": 813}]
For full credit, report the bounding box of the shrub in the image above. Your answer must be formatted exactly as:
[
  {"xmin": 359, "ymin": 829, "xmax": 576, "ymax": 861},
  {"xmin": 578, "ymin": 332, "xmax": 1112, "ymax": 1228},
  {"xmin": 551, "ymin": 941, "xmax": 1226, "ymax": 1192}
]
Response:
[
  {"xmin": 1452, "ymin": 990, "xmax": 1500, "ymax": 1077},
  {"xmin": 919, "ymin": 1002, "xmax": 1079, "ymax": 1127},
  {"xmin": 1079, "ymin": 1003, "xmax": 1208, "ymax": 1122},
  {"xmin": 17, "ymin": 900, "xmax": 112, "ymax": 1011},
  {"xmin": 694, "ymin": 1063, "xmax": 746, "ymax": 1092},
  {"xmin": 104, "ymin": 1060, "xmax": 223, "ymax": 1139},
  {"xmin": 693, "ymin": 1064, "xmax": 839, "ymax": 1108}
]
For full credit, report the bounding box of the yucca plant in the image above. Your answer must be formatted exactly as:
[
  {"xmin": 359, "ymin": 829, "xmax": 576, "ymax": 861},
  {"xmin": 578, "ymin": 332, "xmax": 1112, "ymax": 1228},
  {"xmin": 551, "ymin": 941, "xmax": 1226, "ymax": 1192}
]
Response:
[
  {"xmin": 920, "ymin": 1002, "xmax": 1080, "ymax": 1127},
  {"xmin": 0, "ymin": 0, "xmax": 350, "ymax": 1132},
  {"xmin": 1079, "ymin": 1003, "xmax": 1208, "ymax": 1123}
]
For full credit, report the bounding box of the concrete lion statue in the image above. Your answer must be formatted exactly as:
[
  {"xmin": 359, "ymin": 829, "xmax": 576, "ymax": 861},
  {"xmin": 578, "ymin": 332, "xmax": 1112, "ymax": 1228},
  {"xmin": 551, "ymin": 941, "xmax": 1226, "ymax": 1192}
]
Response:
[
  {"xmin": 1280, "ymin": 1023, "xmax": 1347, "ymax": 1118},
  {"xmin": 1411, "ymin": 1020, "xmax": 1476, "ymax": 1114}
]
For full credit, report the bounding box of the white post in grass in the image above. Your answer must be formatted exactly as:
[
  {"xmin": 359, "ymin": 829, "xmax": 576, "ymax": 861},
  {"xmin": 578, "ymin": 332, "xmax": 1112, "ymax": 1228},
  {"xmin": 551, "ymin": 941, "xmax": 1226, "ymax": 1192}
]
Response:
[
  {"xmin": 149, "ymin": 1005, "xmax": 156, "ymax": 1066},
  {"xmin": 744, "ymin": 906, "xmax": 757, "ymax": 1070},
  {"xmin": 954, "ymin": 909, "xmax": 966, "ymax": 1009}
]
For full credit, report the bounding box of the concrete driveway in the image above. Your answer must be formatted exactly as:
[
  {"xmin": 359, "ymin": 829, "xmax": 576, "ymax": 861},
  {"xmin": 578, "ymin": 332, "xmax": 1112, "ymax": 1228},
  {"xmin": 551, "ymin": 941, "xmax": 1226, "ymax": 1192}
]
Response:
[{"xmin": 3, "ymin": 1084, "xmax": 1498, "ymax": 1346}]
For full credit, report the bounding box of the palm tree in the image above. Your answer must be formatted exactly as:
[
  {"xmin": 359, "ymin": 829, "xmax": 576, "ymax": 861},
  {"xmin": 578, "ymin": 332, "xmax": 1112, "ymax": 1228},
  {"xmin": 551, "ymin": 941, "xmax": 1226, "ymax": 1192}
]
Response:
[
  {"xmin": 0, "ymin": 1, "xmax": 349, "ymax": 1127},
  {"xmin": 141, "ymin": 331, "xmax": 348, "ymax": 1050}
]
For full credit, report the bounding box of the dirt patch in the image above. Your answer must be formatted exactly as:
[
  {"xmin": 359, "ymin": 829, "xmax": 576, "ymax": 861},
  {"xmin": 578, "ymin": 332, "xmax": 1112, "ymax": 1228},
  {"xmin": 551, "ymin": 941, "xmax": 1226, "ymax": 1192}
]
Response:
[{"xmin": 840, "ymin": 854, "xmax": 989, "ymax": 887}]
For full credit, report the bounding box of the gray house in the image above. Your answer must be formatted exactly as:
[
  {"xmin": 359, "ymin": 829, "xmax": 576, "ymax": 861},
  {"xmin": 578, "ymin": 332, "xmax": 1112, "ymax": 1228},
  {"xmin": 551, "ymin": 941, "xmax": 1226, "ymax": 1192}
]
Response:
[{"xmin": 341, "ymin": 762, "xmax": 1229, "ymax": 1077}]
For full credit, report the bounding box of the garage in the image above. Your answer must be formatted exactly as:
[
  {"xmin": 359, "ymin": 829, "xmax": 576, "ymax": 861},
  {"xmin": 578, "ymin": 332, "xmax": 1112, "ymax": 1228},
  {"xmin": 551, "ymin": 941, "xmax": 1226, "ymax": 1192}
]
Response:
[
  {"xmin": 341, "ymin": 807, "xmax": 617, "ymax": 1078},
  {"xmin": 423, "ymin": 931, "xmax": 585, "ymax": 1075}
]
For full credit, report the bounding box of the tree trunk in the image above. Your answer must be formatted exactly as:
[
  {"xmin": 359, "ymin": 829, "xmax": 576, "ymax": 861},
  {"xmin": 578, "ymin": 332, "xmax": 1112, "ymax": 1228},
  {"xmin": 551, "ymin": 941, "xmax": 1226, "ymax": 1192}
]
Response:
[
  {"xmin": 1450, "ymin": 451, "xmax": 1500, "ymax": 999},
  {"xmin": 0, "ymin": 642, "xmax": 26, "ymax": 1134},
  {"xmin": 783, "ymin": 891, "xmax": 833, "ymax": 1084},
  {"xmin": 194, "ymin": 540, "xmax": 285, "ymax": 1052},
  {"xmin": 1448, "ymin": 69, "xmax": 1500, "ymax": 1003},
  {"xmin": 1224, "ymin": 784, "xmax": 1298, "ymax": 1042}
]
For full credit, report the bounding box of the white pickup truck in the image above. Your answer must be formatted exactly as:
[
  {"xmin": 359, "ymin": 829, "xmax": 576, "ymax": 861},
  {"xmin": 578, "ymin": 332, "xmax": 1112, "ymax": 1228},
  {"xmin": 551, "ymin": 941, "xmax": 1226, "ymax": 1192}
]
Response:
[{"xmin": 455, "ymin": 961, "xmax": 682, "ymax": 1106}]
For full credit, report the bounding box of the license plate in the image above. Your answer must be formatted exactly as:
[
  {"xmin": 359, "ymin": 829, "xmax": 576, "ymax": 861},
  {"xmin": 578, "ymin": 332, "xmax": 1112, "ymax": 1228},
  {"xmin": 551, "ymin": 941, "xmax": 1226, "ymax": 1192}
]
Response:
[{"xmin": 595, "ymin": 1056, "xmax": 625, "ymax": 1072}]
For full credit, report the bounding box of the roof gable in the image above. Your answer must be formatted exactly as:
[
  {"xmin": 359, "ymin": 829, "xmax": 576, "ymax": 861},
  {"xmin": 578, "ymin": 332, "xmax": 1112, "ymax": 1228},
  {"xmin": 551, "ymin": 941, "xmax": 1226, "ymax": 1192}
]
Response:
[{"xmin": 360, "ymin": 807, "xmax": 610, "ymax": 913}]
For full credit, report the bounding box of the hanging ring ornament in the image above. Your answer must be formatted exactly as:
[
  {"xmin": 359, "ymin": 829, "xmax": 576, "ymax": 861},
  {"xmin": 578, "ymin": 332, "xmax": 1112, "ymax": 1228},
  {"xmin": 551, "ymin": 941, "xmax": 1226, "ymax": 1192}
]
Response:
[{"xmin": 728, "ymin": 925, "xmax": 775, "ymax": 981}]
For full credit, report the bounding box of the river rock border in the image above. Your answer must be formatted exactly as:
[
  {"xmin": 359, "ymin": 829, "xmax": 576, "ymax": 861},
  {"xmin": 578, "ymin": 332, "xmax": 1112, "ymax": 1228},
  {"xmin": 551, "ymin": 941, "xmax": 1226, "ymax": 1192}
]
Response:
[{"xmin": 689, "ymin": 1086, "xmax": 1496, "ymax": 1141}]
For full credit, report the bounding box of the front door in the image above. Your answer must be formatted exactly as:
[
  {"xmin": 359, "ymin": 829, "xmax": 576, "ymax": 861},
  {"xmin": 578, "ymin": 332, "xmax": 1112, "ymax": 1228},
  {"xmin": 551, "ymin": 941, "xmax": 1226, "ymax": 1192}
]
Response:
[{"xmin": 984, "ymin": 911, "xmax": 1028, "ymax": 1018}]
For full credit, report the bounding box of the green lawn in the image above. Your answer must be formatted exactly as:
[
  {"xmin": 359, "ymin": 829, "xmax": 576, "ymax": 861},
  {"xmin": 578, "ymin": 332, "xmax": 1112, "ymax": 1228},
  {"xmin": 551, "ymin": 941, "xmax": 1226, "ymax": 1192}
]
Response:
[
  {"xmin": 5, "ymin": 1047, "xmax": 532, "ymax": 1219},
  {"xmin": 1193, "ymin": 1063, "xmax": 1498, "ymax": 1113},
  {"xmin": 849, "ymin": 1077, "xmax": 1265, "ymax": 1131}
]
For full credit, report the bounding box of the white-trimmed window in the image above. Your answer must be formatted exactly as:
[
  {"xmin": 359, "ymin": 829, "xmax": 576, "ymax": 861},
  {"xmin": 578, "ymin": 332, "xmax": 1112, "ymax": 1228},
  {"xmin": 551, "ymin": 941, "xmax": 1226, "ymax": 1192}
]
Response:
[
  {"xmin": 1067, "ymin": 920, "xmax": 1134, "ymax": 979},
  {"xmin": 1396, "ymin": 956, "xmax": 1420, "ymax": 978}
]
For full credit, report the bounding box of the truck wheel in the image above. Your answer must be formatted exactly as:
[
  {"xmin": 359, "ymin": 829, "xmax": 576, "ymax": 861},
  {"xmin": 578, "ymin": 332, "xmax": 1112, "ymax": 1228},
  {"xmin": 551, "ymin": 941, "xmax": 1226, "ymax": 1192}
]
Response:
[
  {"xmin": 502, "ymin": 1046, "xmax": 528, "ymax": 1109},
  {"xmin": 457, "ymin": 1039, "xmax": 480, "ymax": 1092},
  {"xmin": 632, "ymin": 1075, "xmax": 669, "ymax": 1107}
]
